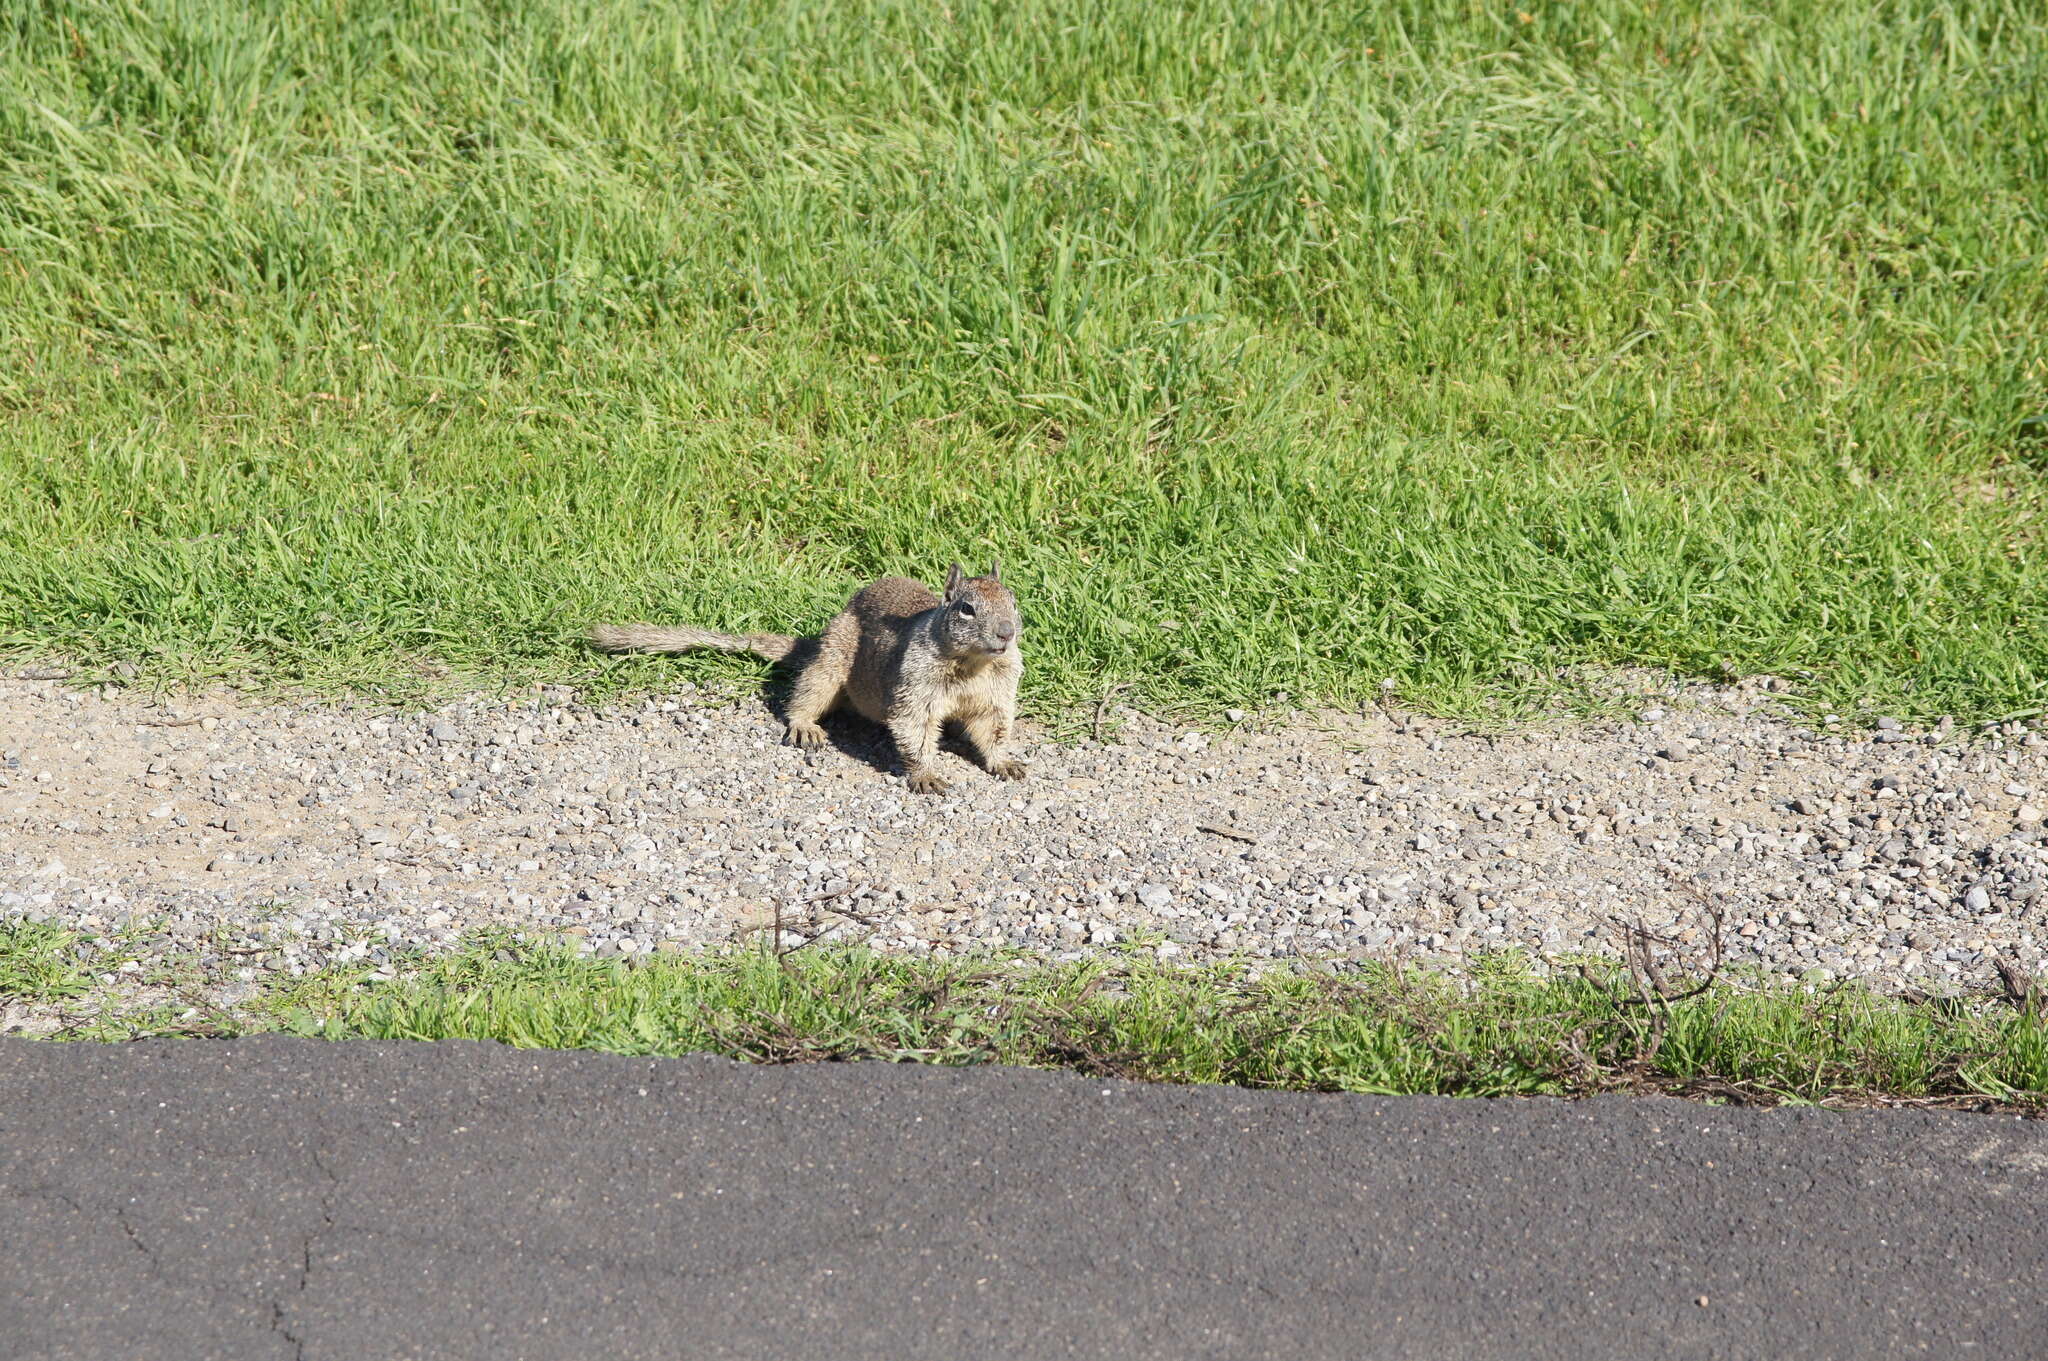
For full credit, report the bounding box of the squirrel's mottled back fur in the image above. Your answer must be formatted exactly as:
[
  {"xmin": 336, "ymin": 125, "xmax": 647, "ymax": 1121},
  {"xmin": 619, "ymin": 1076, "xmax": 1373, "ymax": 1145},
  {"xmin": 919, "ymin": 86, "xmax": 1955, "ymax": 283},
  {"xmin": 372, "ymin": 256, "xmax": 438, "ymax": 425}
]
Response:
[{"xmin": 589, "ymin": 563, "xmax": 1023, "ymax": 794}]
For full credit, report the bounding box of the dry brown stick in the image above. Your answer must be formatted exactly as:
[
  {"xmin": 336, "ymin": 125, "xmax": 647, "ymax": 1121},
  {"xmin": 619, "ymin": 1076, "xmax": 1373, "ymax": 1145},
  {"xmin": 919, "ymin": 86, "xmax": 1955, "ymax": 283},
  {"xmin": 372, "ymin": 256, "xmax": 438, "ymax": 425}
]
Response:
[
  {"xmin": 805, "ymin": 882, "xmax": 872, "ymax": 904},
  {"xmin": 1092, "ymin": 682, "xmax": 1132, "ymax": 743},
  {"xmin": 1995, "ymin": 958, "xmax": 2041, "ymax": 1013}
]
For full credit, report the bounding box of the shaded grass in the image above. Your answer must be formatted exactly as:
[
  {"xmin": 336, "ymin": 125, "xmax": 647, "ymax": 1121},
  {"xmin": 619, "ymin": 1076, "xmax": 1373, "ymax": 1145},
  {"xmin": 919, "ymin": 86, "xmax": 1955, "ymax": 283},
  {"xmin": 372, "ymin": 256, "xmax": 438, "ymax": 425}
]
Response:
[
  {"xmin": 0, "ymin": 0, "xmax": 2043, "ymax": 722},
  {"xmin": 101, "ymin": 939, "xmax": 2046, "ymax": 1110},
  {"xmin": 0, "ymin": 920, "xmax": 94, "ymax": 1002}
]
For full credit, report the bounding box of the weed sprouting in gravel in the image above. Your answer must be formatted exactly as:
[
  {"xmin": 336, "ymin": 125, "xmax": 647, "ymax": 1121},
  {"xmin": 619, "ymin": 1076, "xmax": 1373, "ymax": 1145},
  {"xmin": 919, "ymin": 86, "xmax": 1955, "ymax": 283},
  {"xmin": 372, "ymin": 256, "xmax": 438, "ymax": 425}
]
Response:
[{"xmin": 0, "ymin": 921, "xmax": 93, "ymax": 1002}]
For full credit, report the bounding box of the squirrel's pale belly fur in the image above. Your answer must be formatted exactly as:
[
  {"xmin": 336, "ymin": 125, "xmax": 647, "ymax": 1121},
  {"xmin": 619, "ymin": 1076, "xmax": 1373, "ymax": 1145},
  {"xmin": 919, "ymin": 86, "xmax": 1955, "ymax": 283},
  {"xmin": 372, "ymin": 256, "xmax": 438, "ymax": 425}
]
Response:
[{"xmin": 590, "ymin": 565, "xmax": 1023, "ymax": 795}]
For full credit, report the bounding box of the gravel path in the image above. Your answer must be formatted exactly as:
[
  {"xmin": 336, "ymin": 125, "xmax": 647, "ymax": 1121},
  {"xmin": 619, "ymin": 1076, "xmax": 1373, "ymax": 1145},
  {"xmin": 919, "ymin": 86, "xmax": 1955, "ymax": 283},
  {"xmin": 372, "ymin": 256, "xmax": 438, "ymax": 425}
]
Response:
[{"xmin": 3, "ymin": 672, "xmax": 2046, "ymax": 1019}]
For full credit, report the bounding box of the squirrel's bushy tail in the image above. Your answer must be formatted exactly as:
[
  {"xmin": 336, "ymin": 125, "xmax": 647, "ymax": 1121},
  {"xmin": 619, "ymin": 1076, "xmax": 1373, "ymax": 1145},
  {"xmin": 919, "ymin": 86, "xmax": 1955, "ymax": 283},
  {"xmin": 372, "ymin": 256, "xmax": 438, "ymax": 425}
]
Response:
[{"xmin": 588, "ymin": 623, "xmax": 798, "ymax": 661}]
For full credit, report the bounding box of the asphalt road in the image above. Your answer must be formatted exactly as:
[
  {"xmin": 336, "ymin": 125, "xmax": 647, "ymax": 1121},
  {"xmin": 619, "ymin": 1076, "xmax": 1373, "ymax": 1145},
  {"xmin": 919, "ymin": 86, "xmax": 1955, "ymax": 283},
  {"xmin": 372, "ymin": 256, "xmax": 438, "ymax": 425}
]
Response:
[{"xmin": 2, "ymin": 1037, "xmax": 2043, "ymax": 1360}]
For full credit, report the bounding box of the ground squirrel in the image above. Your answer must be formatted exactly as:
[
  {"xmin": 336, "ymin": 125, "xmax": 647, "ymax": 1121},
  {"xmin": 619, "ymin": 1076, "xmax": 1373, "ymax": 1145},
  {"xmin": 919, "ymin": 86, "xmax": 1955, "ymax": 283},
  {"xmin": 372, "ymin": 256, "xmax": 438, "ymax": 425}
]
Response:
[{"xmin": 590, "ymin": 564, "xmax": 1024, "ymax": 795}]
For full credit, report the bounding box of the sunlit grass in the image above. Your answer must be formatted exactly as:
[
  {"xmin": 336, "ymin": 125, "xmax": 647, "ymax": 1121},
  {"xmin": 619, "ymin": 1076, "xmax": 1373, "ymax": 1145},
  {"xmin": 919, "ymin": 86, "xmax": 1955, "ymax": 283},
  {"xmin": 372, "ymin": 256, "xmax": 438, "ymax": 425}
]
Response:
[
  {"xmin": 240, "ymin": 941, "xmax": 2048, "ymax": 1108},
  {"xmin": 1, "ymin": 0, "xmax": 2043, "ymax": 722}
]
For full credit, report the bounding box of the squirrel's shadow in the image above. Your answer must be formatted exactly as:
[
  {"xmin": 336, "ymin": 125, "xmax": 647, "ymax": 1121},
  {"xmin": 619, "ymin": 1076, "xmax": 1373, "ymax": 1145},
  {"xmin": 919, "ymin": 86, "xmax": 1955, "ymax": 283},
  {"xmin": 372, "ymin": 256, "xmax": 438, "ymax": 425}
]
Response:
[{"xmin": 757, "ymin": 640, "xmax": 988, "ymax": 777}]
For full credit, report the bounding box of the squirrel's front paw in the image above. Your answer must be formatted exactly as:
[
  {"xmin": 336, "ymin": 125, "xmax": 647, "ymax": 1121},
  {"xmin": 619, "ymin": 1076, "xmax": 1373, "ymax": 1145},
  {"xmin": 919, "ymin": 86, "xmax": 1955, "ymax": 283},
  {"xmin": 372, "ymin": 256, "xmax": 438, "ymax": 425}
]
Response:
[
  {"xmin": 906, "ymin": 770, "xmax": 951, "ymax": 795},
  {"xmin": 988, "ymin": 758, "xmax": 1027, "ymax": 782},
  {"xmin": 784, "ymin": 722, "xmax": 827, "ymax": 750}
]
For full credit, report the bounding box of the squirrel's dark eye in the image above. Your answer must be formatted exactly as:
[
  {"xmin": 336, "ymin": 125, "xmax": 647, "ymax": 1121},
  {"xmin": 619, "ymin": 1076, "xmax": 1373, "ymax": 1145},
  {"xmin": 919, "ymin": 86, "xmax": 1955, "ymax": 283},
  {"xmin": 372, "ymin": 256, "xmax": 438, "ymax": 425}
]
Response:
[{"xmin": 956, "ymin": 601, "xmax": 976, "ymax": 617}]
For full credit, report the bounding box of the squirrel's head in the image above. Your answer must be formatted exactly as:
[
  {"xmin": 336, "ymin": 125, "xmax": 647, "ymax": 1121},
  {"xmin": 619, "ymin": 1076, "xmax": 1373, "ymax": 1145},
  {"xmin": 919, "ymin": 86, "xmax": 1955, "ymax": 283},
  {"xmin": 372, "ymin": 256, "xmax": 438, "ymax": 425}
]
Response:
[{"xmin": 936, "ymin": 561, "xmax": 1020, "ymax": 660}]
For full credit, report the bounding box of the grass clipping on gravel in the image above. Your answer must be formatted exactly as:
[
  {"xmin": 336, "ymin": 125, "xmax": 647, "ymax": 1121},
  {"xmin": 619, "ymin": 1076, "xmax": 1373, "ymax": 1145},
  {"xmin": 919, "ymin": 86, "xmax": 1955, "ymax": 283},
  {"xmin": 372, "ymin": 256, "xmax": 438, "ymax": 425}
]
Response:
[
  {"xmin": 2, "ymin": 0, "xmax": 2046, "ymax": 723},
  {"xmin": 211, "ymin": 939, "xmax": 2048, "ymax": 1111}
]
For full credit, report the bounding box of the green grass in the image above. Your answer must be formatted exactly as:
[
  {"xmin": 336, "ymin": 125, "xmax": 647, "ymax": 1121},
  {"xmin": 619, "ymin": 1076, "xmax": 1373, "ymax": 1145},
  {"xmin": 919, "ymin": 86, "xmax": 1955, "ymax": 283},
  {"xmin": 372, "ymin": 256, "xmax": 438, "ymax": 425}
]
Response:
[
  {"xmin": 0, "ymin": 920, "xmax": 94, "ymax": 1002},
  {"xmin": 50, "ymin": 937, "xmax": 2046, "ymax": 1109},
  {"xmin": 2, "ymin": 0, "xmax": 2046, "ymax": 721}
]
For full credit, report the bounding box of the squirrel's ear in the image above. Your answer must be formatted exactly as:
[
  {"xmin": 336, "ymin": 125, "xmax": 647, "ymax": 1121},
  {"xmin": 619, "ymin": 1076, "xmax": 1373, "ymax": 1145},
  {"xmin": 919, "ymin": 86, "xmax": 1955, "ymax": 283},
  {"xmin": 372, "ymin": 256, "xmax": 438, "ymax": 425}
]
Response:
[
  {"xmin": 944, "ymin": 562, "xmax": 965, "ymax": 599},
  {"xmin": 986, "ymin": 559, "xmax": 1001, "ymax": 583}
]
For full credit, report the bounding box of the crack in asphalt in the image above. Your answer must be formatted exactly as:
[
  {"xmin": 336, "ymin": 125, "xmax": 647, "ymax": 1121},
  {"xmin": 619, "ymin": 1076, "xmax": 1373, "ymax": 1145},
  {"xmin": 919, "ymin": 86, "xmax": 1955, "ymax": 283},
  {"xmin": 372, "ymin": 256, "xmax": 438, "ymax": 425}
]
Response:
[
  {"xmin": 271, "ymin": 1144, "xmax": 340, "ymax": 1361},
  {"xmin": 16, "ymin": 1185, "xmax": 173, "ymax": 1286},
  {"xmin": 113, "ymin": 1202, "xmax": 157, "ymax": 1267},
  {"xmin": 8, "ymin": 1039, "xmax": 2048, "ymax": 1361}
]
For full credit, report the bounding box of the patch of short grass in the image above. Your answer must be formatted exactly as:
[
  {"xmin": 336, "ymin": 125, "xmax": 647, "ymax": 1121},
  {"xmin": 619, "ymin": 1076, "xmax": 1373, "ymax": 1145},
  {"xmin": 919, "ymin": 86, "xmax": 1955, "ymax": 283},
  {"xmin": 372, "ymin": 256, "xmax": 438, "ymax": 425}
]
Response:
[
  {"xmin": 152, "ymin": 939, "xmax": 2048, "ymax": 1110},
  {"xmin": 2, "ymin": 0, "xmax": 2045, "ymax": 722},
  {"xmin": 0, "ymin": 920, "xmax": 93, "ymax": 1003}
]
